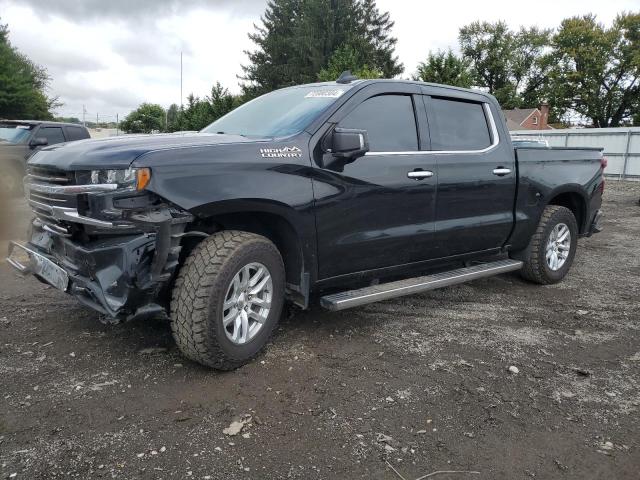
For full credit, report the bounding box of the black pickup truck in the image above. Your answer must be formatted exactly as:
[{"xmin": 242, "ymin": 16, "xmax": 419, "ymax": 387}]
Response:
[{"xmin": 7, "ymin": 76, "xmax": 605, "ymax": 369}]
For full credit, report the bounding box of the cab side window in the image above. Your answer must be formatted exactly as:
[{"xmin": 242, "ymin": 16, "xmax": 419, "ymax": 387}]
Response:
[
  {"xmin": 427, "ymin": 97, "xmax": 492, "ymax": 151},
  {"xmin": 39, "ymin": 127, "xmax": 66, "ymax": 146},
  {"xmin": 65, "ymin": 126, "xmax": 89, "ymax": 141},
  {"xmin": 338, "ymin": 95, "xmax": 418, "ymax": 152}
]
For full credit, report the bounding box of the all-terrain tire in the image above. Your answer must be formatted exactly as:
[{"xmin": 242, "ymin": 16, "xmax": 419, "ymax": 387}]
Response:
[
  {"xmin": 170, "ymin": 230, "xmax": 285, "ymax": 370},
  {"xmin": 519, "ymin": 205, "xmax": 578, "ymax": 285}
]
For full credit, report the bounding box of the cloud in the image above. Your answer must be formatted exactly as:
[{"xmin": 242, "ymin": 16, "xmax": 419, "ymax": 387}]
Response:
[
  {"xmin": 1, "ymin": 0, "xmax": 638, "ymax": 121},
  {"xmin": 112, "ymin": 33, "xmax": 192, "ymax": 67},
  {"xmin": 11, "ymin": 0, "xmax": 267, "ymax": 22},
  {"xmin": 0, "ymin": 1, "xmax": 260, "ymax": 118}
]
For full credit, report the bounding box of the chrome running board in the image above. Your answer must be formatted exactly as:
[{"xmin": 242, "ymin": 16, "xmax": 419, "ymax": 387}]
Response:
[{"xmin": 320, "ymin": 259, "xmax": 523, "ymax": 311}]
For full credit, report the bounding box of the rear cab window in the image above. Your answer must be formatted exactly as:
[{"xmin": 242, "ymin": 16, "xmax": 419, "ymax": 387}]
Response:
[
  {"xmin": 338, "ymin": 94, "xmax": 418, "ymax": 152},
  {"xmin": 425, "ymin": 97, "xmax": 492, "ymax": 151}
]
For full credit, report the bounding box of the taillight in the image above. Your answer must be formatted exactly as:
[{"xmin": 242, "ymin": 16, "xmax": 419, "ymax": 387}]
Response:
[{"xmin": 600, "ymin": 156, "xmax": 608, "ymax": 170}]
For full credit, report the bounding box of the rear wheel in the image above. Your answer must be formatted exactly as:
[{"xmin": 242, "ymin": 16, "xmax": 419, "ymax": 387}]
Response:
[
  {"xmin": 170, "ymin": 230, "xmax": 285, "ymax": 370},
  {"xmin": 519, "ymin": 205, "xmax": 578, "ymax": 285}
]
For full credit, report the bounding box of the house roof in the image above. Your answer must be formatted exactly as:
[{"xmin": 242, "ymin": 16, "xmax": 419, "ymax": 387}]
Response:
[
  {"xmin": 503, "ymin": 108, "xmax": 538, "ymax": 126},
  {"xmin": 505, "ymin": 118, "xmax": 526, "ymax": 131}
]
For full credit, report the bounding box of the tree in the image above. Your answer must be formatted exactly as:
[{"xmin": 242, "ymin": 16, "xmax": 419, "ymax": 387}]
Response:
[
  {"xmin": 54, "ymin": 116, "xmax": 81, "ymax": 124},
  {"xmin": 166, "ymin": 104, "xmax": 180, "ymax": 132},
  {"xmin": 120, "ymin": 103, "xmax": 165, "ymax": 134},
  {"xmin": 0, "ymin": 18, "xmax": 58, "ymax": 119},
  {"xmin": 512, "ymin": 26, "xmax": 555, "ymax": 108},
  {"xmin": 458, "ymin": 21, "xmax": 552, "ymax": 109},
  {"xmin": 317, "ymin": 45, "xmax": 383, "ymax": 81},
  {"xmin": 241, "ymin": 0, "xmax": 402, "ymax": 97},
  {"xmin": 174, "ymin": 83, "xmax": 241, "ymax": 132},
  {"xmin": 548, "ymin": 13, "xmax": 640, "ymax": 127},
  {"xmin": 413, "ymin": 49, "xmax": 472, "ymax": 88}
]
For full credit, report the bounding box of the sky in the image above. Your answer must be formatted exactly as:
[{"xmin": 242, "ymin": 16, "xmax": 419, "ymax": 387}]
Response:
[{"xmin": 0, "ymin": 0, "xmax": 636, "ymax": 121}]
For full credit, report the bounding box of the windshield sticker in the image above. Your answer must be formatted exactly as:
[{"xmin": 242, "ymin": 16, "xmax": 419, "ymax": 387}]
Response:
[
  {"xmin": 305, "ymin": 89, "xmax": 345, "ymax": 99},
  {"xmin": 16, "ymin": 125, "xmax": 30, "ymax": 129},
  {"xmin": 260, "ymin": 146, "xmax": 302, "ymax": 158}
]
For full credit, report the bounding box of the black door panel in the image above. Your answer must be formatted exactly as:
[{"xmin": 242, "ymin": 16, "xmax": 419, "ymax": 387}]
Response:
[
  {"xmin": 312, "ymin": 87, "xmax": 438, "ymax": 279},
  {"xmin": 424, "ymin": 97, "xmax": 516, "ymax": 255},
  {"xmin": 313, "ymin": 152, "xmax": 437, "ymax": 278}
]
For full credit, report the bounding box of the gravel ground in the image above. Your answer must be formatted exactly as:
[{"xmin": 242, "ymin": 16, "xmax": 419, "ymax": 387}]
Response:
[{"xmin": 0, "ymin": 181, "xmax": 639, "ymax": 480}]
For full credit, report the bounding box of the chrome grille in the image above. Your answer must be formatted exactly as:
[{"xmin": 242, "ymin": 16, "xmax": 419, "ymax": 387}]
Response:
[
  {"xmin": 28, "ymin": 166, "xmax": 75, "ymax": 185},
  {"xmin": 26, "ymin": 167, "xmax": 77, "ymax": 235}
]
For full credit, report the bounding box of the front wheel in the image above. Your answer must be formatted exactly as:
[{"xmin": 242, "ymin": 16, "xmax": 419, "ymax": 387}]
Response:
[
  {"xmin": 519, "ymin": 205, "xmax": 578, "ymax": 285},
  {"xmin": 170, "ymin": 230, "xmax": 285, "ymax": 370}
]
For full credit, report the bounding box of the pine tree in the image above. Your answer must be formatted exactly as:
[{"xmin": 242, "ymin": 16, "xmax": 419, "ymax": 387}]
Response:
[{"xmin": 241, "ymin": 0, "xmax": 402, "ymax": 97}]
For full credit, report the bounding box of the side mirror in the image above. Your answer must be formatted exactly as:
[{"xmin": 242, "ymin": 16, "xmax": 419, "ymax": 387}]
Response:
[
  {"xmin": 331, "ymin": 128, "xmax": 369, "ymax": 160},
  {"xmin": 29, "ymin": 137, "xmax": 48, "ymax": 148}
]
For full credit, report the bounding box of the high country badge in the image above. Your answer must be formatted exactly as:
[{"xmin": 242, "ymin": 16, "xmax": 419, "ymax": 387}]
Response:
[{"xmin": 260, "ymin": 146, "xmax": 302, "ymax": 158}]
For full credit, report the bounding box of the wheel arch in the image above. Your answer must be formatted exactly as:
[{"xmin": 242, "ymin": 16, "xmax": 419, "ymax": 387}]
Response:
[
  {"xmin": 545, "ymin": 187, "xmax": 588, "ymax": 234},
  {"xmin": 182, "ymin": 199, "xmax": 313, "ymax": 307}
]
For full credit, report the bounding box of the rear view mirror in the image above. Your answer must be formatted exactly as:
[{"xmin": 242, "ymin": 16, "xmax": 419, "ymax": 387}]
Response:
[
  {"xmin": 331, "ymin": 128, "xmax": 369, "ymax": 160},
  {"xmin": 30, "ymin": 137, "xmax": 48, "ymax": 148}
]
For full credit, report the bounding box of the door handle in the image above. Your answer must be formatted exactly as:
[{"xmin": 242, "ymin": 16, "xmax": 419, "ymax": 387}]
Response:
[
  {"xmin": 407, "ymin": 170, "xmax": 434, "ymax": 180},
  {"xmin": 492, "ymin": 167, "xmax": 512, "ymax": 176}
]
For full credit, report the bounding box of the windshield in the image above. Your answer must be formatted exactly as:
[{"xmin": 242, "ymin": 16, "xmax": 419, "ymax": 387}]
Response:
[
  {"xmin": 0, "ymin": 124, "xmax": 34, "ymax": 144},
  {"xmin": 201, "ymin": 85, "xmax": 350, "ymax": 138}
]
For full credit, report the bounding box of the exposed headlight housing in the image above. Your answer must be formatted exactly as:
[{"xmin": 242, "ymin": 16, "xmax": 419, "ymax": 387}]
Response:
[{"xmin": 89, "ymin": 168, "xmax": 151, "ymax": 190}]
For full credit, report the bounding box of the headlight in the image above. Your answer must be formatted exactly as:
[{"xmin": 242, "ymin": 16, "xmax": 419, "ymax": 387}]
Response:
[{"xmin": 89, "ymin": 168, "xmax": 151, "ymax": 190}]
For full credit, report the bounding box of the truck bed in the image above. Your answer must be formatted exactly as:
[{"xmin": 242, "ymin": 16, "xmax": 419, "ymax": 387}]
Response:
[{"xmin": 509, "ymin": 146, "xmax": 604, "ymax": 252}]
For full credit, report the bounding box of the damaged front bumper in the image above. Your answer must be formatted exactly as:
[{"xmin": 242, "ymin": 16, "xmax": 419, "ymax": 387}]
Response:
[
  {"xmin": 8, "ymin": 189, "xmax": 194, "ymax": 321},
  {"xmin": 7, "ymin": 231, "xmax": 161, "ymax": 319}
]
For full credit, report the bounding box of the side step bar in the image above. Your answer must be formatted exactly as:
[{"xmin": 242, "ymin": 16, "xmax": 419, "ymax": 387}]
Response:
[{"xmin": 320, "ymin": 259, "xmax": 523, "ymax": 311}]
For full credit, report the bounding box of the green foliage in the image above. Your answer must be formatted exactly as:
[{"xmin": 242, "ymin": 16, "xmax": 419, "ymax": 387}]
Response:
[
  {"xmin": 241, "ymin": 0, "xmax": 402, "ymax": 97},
  {"xmin": 547, "ymin": 12, "xmax": 640, "ymax": 127},
  {"xmin": 171, "ymin": 83, "xmax": 241, "ymax": 132},
  {"xmin": 413, "ymin": 50, "xmax": 473, "ymax": 88},
  {"xmin": 459, "ymin": 21, "xmax": 552, "ymax": 109},
  {"xmin": 120, "ymin": 103, "xmax": 166, "ymax": 134},
  {"xmin": 54, "ymin": 116, "xmax": 81, "ymax": 124},
  {"xmin": 317, "ymin": 45, "xmax": 383, "ymax": 81},
  {"xmin": 166, "ymin": 104, "xmax": 180, "ymax": 132},
  {"xmin": 0, "ymin": 18, "xmax": 57, "ymax": 120}
]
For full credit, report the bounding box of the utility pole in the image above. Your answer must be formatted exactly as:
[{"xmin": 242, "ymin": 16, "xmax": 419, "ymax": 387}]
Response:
[
  {"xmin": 180, "ymin": 51, "xmax": 183, "ymax": 111},
  {"xmin": 96, "ymin": 113, "xmax": 99, "ymax": 129},
  {"xmin": 116, "ymin": 113, "xmax": 119, "ymax": 136},
  {"xmin": 82, "ymin": 105, "xmax": 86, "ymax": 127}
]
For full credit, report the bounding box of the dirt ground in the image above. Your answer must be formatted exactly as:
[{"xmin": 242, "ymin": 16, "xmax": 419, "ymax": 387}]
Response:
[{"xmin": 1, "ymin": 181, "xmax": 639, "ymax": 480}]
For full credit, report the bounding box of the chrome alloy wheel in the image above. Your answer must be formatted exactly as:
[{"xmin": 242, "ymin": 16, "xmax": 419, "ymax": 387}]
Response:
[
  {"xmin": 545, "ymin": 223, "xmax": 571, "ymax": 271},
  {"xmin": 222, "ymin": 262, "xmax": 273, "ymax": 345}
]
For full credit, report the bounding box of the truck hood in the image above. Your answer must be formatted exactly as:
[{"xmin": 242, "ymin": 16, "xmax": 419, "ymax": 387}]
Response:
[{"xmin": 27, "ymin": 133, "xmax": 257, "ymax": 171}]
